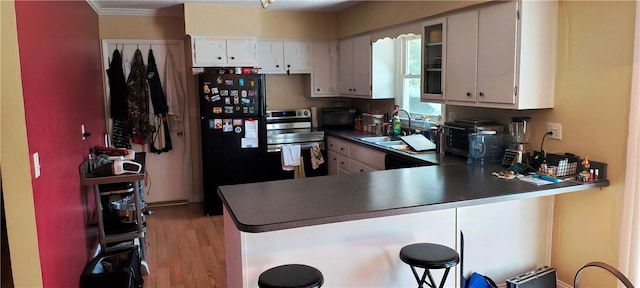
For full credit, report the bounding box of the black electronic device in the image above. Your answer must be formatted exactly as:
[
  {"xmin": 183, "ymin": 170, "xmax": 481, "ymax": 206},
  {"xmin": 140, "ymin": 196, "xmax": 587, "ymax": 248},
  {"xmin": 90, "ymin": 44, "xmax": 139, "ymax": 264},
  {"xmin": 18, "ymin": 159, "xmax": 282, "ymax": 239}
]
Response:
[{"xmin": 506, "ymin": 162, "xmax": 536, "ymax": 175}]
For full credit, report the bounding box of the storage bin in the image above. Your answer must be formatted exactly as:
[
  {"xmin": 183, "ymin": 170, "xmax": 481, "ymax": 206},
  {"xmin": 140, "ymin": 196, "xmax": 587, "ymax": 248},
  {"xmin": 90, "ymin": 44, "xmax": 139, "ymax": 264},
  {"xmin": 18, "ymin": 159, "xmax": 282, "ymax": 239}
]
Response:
[
  {"xmin": 80, "ymin": 246, "xmax": 143, "ymax": 288},
  {"xmin": 467, "ymin": 132, "xmax": 506, "ymax": 166}
]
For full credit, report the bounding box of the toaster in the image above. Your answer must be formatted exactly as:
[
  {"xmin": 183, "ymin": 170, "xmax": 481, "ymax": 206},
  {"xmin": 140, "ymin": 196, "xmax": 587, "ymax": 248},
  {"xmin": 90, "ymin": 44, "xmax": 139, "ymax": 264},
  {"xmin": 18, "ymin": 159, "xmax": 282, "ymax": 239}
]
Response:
[{"xmin": 93, "ymin": 160, "xmax": 142, "ymax": 177}]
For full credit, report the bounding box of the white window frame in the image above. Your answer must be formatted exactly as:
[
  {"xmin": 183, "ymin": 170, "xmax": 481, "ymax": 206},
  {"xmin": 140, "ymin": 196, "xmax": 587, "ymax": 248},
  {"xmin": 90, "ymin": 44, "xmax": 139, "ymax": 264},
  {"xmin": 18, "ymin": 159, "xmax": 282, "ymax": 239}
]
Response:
[{"xmin": 395, "ymin": 34, "xmax": 444, "ymax": 129}]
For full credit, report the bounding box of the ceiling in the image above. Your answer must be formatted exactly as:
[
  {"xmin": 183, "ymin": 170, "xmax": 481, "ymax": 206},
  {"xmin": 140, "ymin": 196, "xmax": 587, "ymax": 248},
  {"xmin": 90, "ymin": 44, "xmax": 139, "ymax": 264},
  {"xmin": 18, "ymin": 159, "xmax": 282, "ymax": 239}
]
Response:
[{"xmin": 92, "ymin": 0, "xmax": 363, "ymax": 15}]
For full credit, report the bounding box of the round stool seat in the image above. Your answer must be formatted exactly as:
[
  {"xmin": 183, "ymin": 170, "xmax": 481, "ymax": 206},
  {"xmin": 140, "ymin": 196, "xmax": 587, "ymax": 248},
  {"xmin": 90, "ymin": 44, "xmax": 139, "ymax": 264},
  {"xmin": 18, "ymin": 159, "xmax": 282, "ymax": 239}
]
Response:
[
  {"xmin": 400, "ymin": 243, "xmax": 460, "ymax": 269},
  {"xmin": 258, "ymin": 264, "xmax": 324, "ymax": 288}
]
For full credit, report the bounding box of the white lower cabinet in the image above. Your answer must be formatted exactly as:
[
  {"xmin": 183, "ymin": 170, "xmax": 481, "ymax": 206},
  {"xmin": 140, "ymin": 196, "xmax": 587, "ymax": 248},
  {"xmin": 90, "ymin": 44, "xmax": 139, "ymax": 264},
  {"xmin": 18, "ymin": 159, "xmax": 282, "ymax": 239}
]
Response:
[
  {"xmin": 327, "ymin": 136, "xmax": 385, "ymax": 175},
  {"xmin": 457, "ymin": 196, "xmax": 554, "ymax": 283}
]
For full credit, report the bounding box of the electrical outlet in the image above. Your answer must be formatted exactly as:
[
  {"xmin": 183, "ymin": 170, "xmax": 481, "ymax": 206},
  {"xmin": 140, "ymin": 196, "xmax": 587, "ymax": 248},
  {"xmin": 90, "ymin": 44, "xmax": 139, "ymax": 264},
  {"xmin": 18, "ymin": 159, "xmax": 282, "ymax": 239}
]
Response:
[
  {"xmin": 546, "ymin": 122, "xmax": 562, "ymax": 140},
  {"xmin": 81, "ymin": 124, "xmax": 86, "ymax": 141}
]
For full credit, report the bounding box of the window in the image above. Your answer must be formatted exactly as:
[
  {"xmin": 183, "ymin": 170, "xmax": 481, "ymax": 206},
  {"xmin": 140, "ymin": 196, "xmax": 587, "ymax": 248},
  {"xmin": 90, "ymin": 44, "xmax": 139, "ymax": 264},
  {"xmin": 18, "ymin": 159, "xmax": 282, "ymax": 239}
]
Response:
[{"xmin": 398, "ymin": 35, "xmax": 443, "ymax": 120}]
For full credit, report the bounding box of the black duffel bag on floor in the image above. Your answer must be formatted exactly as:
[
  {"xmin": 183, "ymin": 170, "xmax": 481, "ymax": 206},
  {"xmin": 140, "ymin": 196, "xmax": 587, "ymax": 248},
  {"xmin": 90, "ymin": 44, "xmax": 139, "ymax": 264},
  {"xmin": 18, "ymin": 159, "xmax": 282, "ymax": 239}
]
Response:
[{"xmin": 80, "ymin": 246, "xmax": 143, "ymax": 288}]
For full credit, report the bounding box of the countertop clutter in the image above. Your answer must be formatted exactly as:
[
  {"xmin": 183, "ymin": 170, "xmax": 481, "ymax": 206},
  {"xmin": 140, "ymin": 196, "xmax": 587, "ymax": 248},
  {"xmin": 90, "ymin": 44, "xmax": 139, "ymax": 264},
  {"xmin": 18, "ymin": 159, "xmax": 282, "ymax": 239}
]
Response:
[{"xmin": 218, "ymin": 131, "xmax": 609, "ymax": 233}]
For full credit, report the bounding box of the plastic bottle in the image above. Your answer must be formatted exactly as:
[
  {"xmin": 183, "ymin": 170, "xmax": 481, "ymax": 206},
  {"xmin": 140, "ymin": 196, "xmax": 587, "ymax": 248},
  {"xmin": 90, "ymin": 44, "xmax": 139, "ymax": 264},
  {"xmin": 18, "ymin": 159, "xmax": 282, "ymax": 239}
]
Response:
[{"xmin": 392, "ymin": 116, "xmax": 402, "ymax": 136}]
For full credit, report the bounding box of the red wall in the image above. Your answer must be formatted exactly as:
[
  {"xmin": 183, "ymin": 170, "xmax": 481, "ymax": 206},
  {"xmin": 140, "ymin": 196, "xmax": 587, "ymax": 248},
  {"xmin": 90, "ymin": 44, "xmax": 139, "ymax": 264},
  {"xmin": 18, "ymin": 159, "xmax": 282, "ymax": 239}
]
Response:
[{"xmin": 14, "ymin": 1, "xmax": 105, "ymax": 286}]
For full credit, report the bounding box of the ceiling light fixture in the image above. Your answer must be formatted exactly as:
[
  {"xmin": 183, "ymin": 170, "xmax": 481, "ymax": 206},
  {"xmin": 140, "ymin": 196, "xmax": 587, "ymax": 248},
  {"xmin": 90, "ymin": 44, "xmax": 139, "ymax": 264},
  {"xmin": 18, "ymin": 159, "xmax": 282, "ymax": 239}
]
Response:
[{"xmin": 260, "ymin": 0, "xmax": 275, "ymax": 9}]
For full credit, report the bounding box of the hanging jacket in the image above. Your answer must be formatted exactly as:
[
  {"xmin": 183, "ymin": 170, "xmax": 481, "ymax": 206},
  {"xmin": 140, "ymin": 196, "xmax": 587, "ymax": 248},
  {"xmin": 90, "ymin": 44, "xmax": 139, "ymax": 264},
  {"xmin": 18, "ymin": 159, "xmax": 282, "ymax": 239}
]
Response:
[
  {"xmin": 126, "ymin": 48, "xmax": 152, "ymax": 145},
  {"xmin": 107, "ymin": 48, "xmax": 132, "ymax": 149},
  {"xmin": 164, "ymin": 49, "xmax": 186, "ymax": 133},
  {"xmin": 107, "ymin": 49, "xmax": 128, "ymax": 119},
  {"xmin": 147, "ymin": 49, "xmax": 172, "ymax": 153},
  {"xmin": 147, "ymin": 49, "xmax": 169, "ymax": 115}
]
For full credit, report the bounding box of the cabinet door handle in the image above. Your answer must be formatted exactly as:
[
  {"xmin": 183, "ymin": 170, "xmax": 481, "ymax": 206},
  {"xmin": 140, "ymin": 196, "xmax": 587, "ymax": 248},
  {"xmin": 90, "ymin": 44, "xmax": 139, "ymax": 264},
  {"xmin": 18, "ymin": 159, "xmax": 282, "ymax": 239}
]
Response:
[
  {"xmin": 479, "ymin": 92, "xmax": 485, "ymax": 96},
  {"xmin": 466, "ymin": 92, "xmax": 471, "ymax": 97}
]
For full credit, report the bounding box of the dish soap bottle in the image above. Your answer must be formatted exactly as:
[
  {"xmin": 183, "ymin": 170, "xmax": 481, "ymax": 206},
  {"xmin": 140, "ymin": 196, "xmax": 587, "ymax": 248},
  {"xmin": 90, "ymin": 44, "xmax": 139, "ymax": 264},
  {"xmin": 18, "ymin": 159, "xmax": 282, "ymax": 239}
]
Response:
[{"xmin": 392, "ymin": 116, "xmax": 402, "ymax": 136}]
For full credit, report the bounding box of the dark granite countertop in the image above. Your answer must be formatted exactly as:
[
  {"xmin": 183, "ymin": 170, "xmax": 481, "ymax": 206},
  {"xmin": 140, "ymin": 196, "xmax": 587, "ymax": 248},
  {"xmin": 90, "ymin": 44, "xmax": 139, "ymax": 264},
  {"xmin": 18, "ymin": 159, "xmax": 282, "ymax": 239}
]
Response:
[{"xmin": 218, "ymin": 162, "xmax": 609, "ymax": 233}]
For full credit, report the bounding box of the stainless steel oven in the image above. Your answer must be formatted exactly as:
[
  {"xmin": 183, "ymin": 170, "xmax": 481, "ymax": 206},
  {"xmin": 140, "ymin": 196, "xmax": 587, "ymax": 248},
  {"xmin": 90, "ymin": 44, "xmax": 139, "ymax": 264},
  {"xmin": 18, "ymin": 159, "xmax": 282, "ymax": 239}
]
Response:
[{"xmin": 266, "ymin": 109, "xmax": 327, "ymax": 180}]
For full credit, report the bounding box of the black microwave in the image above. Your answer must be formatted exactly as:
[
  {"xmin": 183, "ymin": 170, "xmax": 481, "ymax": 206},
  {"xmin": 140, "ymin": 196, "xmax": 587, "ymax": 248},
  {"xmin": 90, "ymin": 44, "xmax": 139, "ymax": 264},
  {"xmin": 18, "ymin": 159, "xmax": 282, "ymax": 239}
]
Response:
[
  {"xmin": 443, "ymin": 119, "xmax": 504, "ymax": 156},
  {"xmin": 321, "ymin": 107, "xmax": 357, "ymax": 129}
]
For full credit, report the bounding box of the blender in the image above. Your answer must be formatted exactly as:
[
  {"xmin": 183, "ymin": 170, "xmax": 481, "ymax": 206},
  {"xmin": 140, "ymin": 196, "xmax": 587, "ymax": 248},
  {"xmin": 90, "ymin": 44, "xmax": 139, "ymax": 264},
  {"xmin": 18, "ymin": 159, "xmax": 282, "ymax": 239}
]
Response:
[{"xmin": 504, "ymin": 116, "xmax": 532, "ymax": 165}]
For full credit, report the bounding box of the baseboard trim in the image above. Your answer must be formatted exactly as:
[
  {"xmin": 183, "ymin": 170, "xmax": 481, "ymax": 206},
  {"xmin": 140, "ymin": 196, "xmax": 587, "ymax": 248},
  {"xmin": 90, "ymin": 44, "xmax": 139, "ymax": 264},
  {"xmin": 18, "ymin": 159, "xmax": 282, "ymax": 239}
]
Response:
[
  {"xmin": 558, "ymin": 279, "xmax": 572, "ymax": 288},
  {"xmin": 147, "ymin": 199, "xmax": 189, "ymax": 208}
]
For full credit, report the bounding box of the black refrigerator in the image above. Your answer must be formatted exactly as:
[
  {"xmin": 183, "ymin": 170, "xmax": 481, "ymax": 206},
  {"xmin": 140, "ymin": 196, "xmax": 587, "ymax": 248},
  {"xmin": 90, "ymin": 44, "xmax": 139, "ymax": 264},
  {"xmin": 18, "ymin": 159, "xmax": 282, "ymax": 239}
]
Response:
[{"xmin": 198, "ymin": 68, "xmax": 267, "ymax": 215}]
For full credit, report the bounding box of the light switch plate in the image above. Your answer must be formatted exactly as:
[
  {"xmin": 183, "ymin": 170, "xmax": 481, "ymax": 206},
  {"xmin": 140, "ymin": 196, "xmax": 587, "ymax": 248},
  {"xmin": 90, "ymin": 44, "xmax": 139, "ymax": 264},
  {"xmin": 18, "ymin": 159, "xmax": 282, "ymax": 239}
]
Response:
[{"xmin": 33, "ymin": 152, "xmax": 41, "ymax": 178}]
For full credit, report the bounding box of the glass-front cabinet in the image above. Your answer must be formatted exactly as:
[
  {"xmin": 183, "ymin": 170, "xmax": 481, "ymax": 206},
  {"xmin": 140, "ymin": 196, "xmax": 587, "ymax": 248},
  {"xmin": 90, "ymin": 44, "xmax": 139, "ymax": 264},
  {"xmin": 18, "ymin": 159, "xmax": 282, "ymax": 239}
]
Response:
[{"xmin": 421, "ymin": 18, "xmax": 446, "ymax": 102}]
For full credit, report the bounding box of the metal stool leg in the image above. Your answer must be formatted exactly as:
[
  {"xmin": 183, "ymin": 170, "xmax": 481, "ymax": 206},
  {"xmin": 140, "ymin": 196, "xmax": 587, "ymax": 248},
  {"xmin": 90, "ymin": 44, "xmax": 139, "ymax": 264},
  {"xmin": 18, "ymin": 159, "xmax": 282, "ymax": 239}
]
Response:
[
  {"xmin": 409, "ymin": 265, "xmax": 429, "ymax": 288},
  {"xmin": 438, "ymin": 267, "xmax": 451, "ymax": 288}
]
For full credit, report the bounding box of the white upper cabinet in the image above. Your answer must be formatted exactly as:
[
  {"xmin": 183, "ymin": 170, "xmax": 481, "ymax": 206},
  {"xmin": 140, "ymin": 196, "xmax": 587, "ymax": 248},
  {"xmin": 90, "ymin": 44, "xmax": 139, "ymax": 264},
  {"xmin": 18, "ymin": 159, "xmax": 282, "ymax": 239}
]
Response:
[
  {"xmin": 371, "ymin": 37, "xmax": 396, "ymax": 99},
  {"xmin": 443, "ymin": 1, "xmax": 558, "ymax": 109},
  {"xmin": 310, "ymin": 41, "xmax": 340, "ymax": 97},
  {"xmin": 256, "ymin": 42, "xmax": 284, "ymax": 73},
  {"xmin": 283, "ymin": 42, "xmax": 311, "ymax": 73},
  {"xmin": 445, "ymin": 10, "xmax": 478, "ymax": 103},
  {"xmin": 421, "ymin": 18, "xmax": 446, "ymax": 102},
  {"xmin": 339, "ymin": 35, "xmax": 372, "ymax": 97},
  {"xmin": 191, "ymin": 36, "xmax": 258, "ymax": 67},
  {"xmin": 257, "ymin": 41, "xmax": 311, "ymax": 74}
]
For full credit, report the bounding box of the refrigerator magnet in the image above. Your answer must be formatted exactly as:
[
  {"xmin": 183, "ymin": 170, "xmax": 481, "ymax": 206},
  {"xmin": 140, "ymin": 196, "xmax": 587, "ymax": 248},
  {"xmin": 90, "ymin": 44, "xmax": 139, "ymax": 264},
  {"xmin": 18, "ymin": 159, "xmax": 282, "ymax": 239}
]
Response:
[
  {"xmin": 234, "ymin": 126, "xmax": 242, "ymax": 134},
  {"xmin": 241, "ymin": 90, "xmax": 247, "ymax": 97},
  {"xmin": 214, "ymin": 119, "xmax": 222, "ymax": 129},
  {"xmin": 249, "ymin": 107, "xmax": 255, "ymax": 113},
  {"xmin": 208, "ymin": 119, "xmax": 215, "ymax": 129},
  {"xmin": 239, "ymin": 78, "xmax": 245, "ymax": 86},
  {"xmin": 212, "ymin": 107, "xmax": 222, "ymax": 114},
  {"xmin": 241, "ymin": 98, "xmax": 251, "ymax": 105},
  {"xmin": 223, "ymin": 119, "xmax": 233, "ymax": 132},
  {"xmin": 203, "ymin": 84, "xmax": 211, "ymax": 94},
  {"xmin": 233, "ymin": 119, "xmax": 243, "ymax": 126},
  {"xmin": 224, "ymin": 97, "xmax": 231, "ymax": 105},
  {"xmin": 220, "ymin": 90, "xmax": 229, "ymax": 96},
  {"xmin": 235, "ymin": 107, "xmax": 241, "ymax": 112},
  {"xmin": 216, "ymin": 76, "xmax": 223, "ymax": 84},
  {"xmin": 211, "ymin": 87, "xmax": 219, "ymax": 96},
  {"xmin": 230, "ymin": 90, "xmax": 239, "ymax": 97},
  {"xmin": 225, "ymin": 79, "xmax": 233, "ymax": 86},
  {"xmin": 250, "ymin": 80, "xmax": 255, "ymax": 87},
  {"xmin": 248, "ymin": 90, "xmax": 256, "ymax": 97},
  {"xmin": 210, "ymin": 95, "xmax": 221, "ymax": 102},
  {"xmin": 233, "ymin": 96, "xmax": 239, "ymax": 105},
  {"xmin": 224, "ymin": 106, "xmax": 233, "ymax": 113},
  {"xmin": 242, "ymin": 107, "xmax": 248, "ymax": 113}
]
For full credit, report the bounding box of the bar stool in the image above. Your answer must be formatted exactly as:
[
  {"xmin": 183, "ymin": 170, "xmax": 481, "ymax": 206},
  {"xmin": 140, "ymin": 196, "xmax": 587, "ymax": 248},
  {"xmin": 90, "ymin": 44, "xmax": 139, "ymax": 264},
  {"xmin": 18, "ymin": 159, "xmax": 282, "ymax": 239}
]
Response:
[
  {"xmin": 399, "ymin": 243, "xmax": 460, "ymax": 288},
  {"xmin": 258, "ymin": 264, "xmax": 324, "ymax": 288}
]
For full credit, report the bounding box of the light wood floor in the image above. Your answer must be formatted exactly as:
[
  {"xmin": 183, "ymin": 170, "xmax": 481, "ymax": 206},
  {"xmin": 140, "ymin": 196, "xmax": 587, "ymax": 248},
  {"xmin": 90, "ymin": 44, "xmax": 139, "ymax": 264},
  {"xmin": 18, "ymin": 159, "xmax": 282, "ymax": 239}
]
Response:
[{"xmin": 143, "ymin": 202, "xmax": 227, "ymax": 288}]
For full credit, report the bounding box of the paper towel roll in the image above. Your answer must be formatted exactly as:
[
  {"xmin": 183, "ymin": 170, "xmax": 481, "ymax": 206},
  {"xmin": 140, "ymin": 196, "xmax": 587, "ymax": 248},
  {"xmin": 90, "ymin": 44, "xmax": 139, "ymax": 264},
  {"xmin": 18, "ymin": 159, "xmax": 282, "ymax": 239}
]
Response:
[{"xmin": 311, "ymin": 106, "xmax": 318, "ymax": 128}]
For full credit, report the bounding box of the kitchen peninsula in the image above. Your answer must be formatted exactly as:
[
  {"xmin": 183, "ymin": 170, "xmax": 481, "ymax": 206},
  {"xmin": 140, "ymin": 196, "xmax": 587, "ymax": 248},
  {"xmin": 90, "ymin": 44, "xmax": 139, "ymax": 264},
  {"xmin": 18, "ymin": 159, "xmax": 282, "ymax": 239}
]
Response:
[{"xmin": 219, "ymin": 158, "xmax": 608, "ymax": 287}]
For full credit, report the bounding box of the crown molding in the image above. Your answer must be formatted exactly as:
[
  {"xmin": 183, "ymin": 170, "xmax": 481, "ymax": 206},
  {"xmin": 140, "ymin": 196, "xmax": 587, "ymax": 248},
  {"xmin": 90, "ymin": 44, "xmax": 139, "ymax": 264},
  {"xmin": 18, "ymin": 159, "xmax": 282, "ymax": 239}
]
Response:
[
  {"xmin": 86, "ymin": 0, "xmax": 101, "ymax": 14},
  {"xmin": 84, "ymin": 0, "xmax": 182, "ymax": 16}
]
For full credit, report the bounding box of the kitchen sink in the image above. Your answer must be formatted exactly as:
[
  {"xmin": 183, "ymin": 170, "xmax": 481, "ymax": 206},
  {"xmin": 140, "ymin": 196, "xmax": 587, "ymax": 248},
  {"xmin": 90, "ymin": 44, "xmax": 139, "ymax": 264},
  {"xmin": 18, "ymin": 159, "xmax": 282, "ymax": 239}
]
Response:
[
  {"xmin": 375, "ymin": 140, "xmax": 404, "ymax": 147},
  {"xmin": 359, "ymin": 136, "xmax": 394, "ymax": 143}
]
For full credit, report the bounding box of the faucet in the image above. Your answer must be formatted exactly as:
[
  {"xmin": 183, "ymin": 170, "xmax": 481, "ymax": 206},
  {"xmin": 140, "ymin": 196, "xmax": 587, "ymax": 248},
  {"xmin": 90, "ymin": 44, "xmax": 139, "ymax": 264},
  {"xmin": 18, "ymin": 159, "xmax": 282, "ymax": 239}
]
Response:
[{"xmin": 396, "ymin": 109, "xmax": 412, "ymax": 135}]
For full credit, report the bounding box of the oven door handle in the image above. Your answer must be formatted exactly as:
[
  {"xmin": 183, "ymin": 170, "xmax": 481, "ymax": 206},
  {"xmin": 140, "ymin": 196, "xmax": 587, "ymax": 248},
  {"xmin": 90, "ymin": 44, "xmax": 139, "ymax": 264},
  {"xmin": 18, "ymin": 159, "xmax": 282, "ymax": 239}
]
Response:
[{"xmin": 267, "ymin": 142, "xmax": 325, "ymax": 153}]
